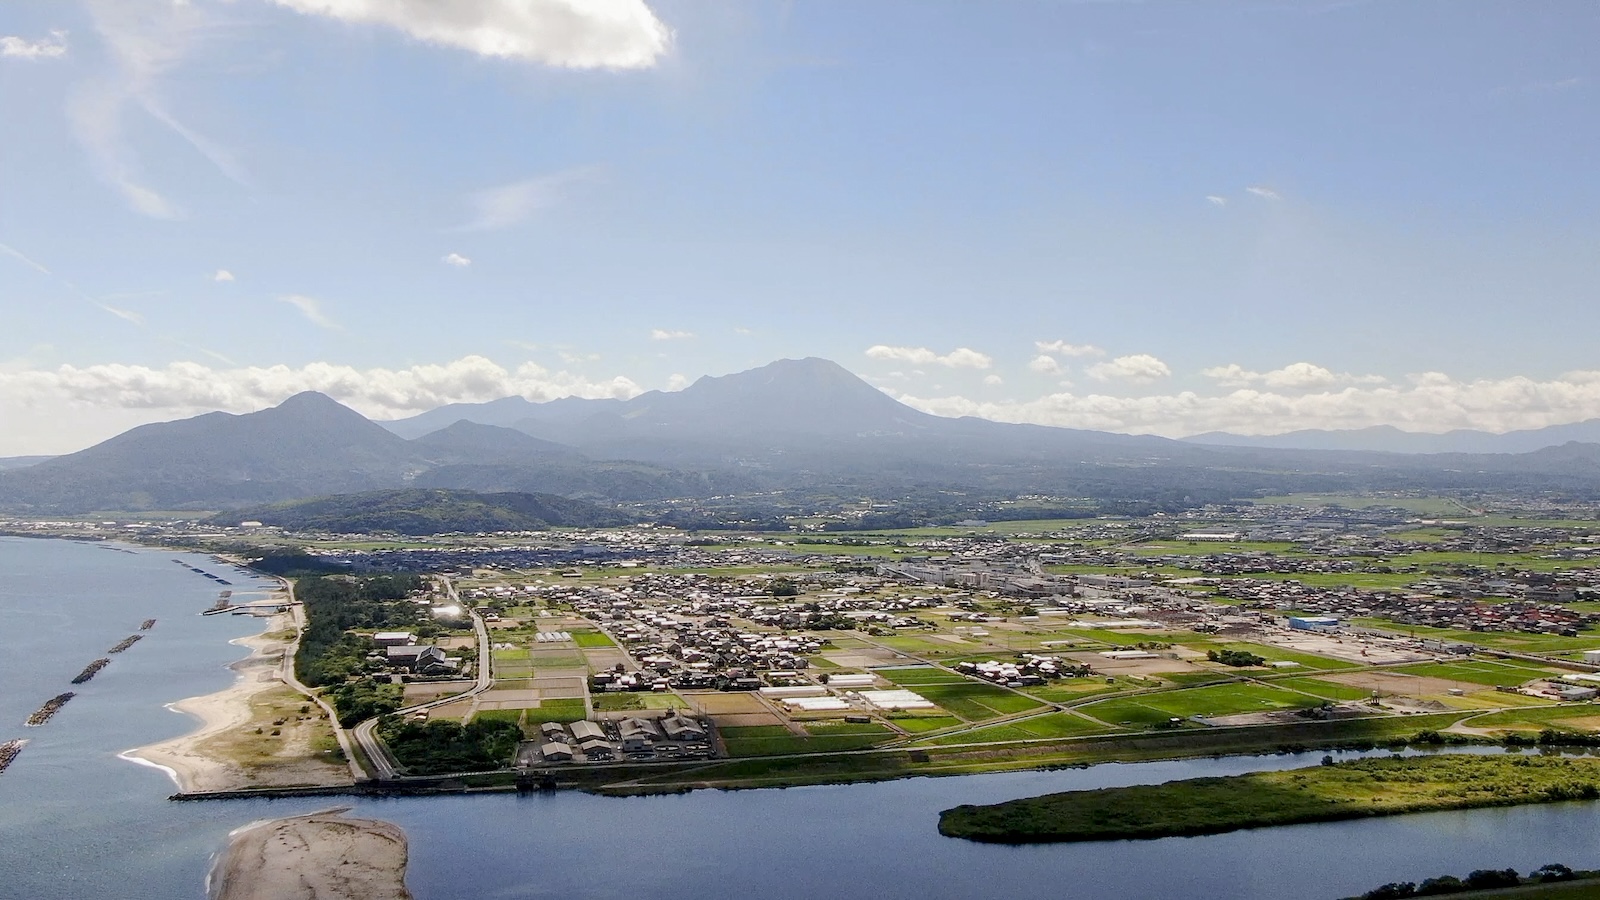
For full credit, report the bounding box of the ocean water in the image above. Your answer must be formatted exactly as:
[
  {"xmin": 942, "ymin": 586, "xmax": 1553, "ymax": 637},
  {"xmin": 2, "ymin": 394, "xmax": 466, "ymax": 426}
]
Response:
[{"xmin": 4, "ymin": 537, "xmax": 1600, "ymax": 900}]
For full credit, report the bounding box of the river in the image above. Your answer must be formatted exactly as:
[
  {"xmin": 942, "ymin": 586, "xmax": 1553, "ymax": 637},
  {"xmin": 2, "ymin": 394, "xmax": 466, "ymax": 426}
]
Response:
[{"xmin": 3, "ymin": 536, "xmax": 1600, "ymax": 899}]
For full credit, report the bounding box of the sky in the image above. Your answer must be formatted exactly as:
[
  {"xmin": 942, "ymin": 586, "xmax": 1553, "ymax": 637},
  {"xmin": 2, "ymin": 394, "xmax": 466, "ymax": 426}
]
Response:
[{"xmin": 1, "ymin": 0, "xmax": 1597, "ymax": 455}]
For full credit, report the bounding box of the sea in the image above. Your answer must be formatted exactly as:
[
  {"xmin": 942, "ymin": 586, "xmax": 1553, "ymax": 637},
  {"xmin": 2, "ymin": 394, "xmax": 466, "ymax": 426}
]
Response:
[{"xmin": 5, "ymin": 536, "xmax": 1600, "ymax": 900}]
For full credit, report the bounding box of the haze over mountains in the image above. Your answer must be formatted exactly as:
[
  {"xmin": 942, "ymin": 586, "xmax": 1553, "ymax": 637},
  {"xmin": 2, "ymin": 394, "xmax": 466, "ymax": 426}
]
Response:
[
  {"xmin": 2, "ymin": 357, "xmax": 1599, "ymax": 515},
  {"xmin": 1185, "ymin": 421, "xmax": 1600, "ymax": 455}
]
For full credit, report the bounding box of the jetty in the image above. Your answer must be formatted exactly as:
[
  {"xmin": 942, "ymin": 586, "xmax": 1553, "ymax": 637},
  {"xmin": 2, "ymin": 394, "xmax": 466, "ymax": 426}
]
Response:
[
  {"xmin": 107, "ymin": 634, "xmax": 143, "ymax": 653},
  {"xmin": 0, "ymin": 739, "xmax": 26, "ymax": 775},
  {"xmin": 71, "ymin": 658, "xmax": 112, "ymax": 684},
  {"xmin": 139, "ymin": 618, "xmax": 156, "ymax": 631},
  {"xmin": 26, "ymin": 693, "xmax": 75, "ymax": 726}
]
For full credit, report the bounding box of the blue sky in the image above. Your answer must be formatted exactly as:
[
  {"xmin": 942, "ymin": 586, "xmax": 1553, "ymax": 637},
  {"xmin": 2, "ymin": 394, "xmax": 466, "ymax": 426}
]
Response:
[{"xmin": 1, "ymin": 0, "xmax": 1597, "ymax": 454}]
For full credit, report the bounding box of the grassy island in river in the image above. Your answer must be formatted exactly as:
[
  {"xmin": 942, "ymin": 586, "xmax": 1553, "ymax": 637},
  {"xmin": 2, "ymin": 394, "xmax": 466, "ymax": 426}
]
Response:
[{"xmin": 939, "ymin": 755, "xmax": 1600, "ymax": 843}]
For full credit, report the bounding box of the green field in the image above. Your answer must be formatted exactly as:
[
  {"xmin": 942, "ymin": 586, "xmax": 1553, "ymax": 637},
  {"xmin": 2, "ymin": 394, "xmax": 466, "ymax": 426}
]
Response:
[
  {"xmin": 1080, "ymin": 683, "xmax": 1328, "ymax": 727},
  {"xmin": 873, "ymin": 667, "xmax": 1044, "ymax": 720},
  {"xmin": 1267, "ymin": 676, "xmax": 1381, "ymax": 702},
  {"xmin": 916, "ymin": 712, "xmax": 1118, "ymax": 746},
  {"xmin": 720, "ymin": 724, "xmax": 888, "ymax": 757},
  {"xmin": 1354, "ymin": 620, "xmax": 1600, "ymax": 654},
  {"xmin": 1210, "ymin": 641, "xmax": 1360, "ymax": 671},
  {"xmin": 939, "ymin": 755, "xmax": 1600, "ymax": 843},
  {"xmin": 1460, "ymin": 704, "xmax": 1596, "ymax": 731},
  {"xmin": 571, "ymin": 630, "xmax": 617, "ymax": 648},
  {"xmin": 888, "ymin": 715, "xmax": 964, "ymax": 733}
]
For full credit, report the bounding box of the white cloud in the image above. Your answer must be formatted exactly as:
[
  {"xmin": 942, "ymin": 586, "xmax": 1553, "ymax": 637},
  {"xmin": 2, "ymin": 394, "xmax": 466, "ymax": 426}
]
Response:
[
  {"xmin": 1028, "ymin": 354, "xmax": 1062, "ymax": 375},
  {"xmin": 69, "ymin": 1, "xmax": 247, "ymax": 218},
  {"xmin": 1, "ymin": 31, "xmax": 69, "ymax": 60},
  {"xmin": 1086, "ymin": 354, "xmax": 1171, "ymax": 384},
  {"xmin": 650, "ymin": 328, "xmax": 694, "ymax": 341},
  {"xmin": 277, "ymin": 294, "xmax": 339, "ymax": 330},
  {"xmin": 0, "ymin": 242, "xmax": 52, "ymax": 275},
  {"xmin": 1206, "ymin": 195, "xmax": 1227, "ymax": 207},
  {"xmin": 1034, "ymin": 340, "xmax": 1103, "ymax": 357},
  {"xmin": 983, "ymin": 374, "xmax": 1004, "ymax": 386},
  {"xmin": 883, "ymin": 368, "xmax": 1600, "ymax": 438},
  {"xmin": 1246, "ymin": 185, "xmax": 1282, "ymax": 201},
  {"xmin": 442, "ymin": 252, "xmax": 472, "ymax": 267},
  {"xmin": 96, "ymin": 304, "xmax": 143, "ymax": 326},
  {"xmin": 458, "ymin": 166, "xmax": 601, "ymax": 231},
  {"xmin": 865, "ymin": 345, "xmax": 993, "ymax": 369},
  {"xmin": 666, "ymin": 373, "xmax": 690, "ymax": 391},
  {"xmin": 213, "ymin": 269, "xmax": 235, "ymax": 282},
  {"xmin": 1202, "ymin": 362, "xmax": 1386, "ymax": 391},
  {"xmin": 0, "ymin": 354, "xmax": 648, "ymax": 451},
  {"xmin": 268, "ymin": 0, "xmax": 671, "ymax": 68}
]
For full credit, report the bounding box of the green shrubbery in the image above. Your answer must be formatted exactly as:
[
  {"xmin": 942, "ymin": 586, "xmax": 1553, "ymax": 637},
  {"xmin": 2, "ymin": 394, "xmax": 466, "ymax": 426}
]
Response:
[
  {"xmin": 294, "ymin": 573, "xmax": 425, "ymax": 687},
  {"xmin": 1207, "ymin": 648, "xmax": 1266, "ymax": 667},
  {"xmin": 377, "ymin": 717, "xmax": 522, "ymax": 774},
  {"xmin": 323, "ymin": 679, "xmax": 404, "ymax": 726}
]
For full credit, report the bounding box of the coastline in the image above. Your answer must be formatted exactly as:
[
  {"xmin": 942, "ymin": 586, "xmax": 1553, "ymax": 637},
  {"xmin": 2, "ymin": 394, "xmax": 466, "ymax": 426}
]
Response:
[
  {"xmin": 209, "ymin": 809, "xmax": 412, "ymax": 900},
  {"xmin": 124, "ymin": 610, "xmax": 353, "ymax": 793}
]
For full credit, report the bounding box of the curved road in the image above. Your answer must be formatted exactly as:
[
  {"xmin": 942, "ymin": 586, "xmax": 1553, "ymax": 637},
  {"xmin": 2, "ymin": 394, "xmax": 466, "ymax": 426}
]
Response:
[
  {"xmin": 273, "ymin": 576, "xmax": 367, "ymax": 782},
  {"xmin": 351, "ymin": 576, "xmax": 494, "ymax": 781}
]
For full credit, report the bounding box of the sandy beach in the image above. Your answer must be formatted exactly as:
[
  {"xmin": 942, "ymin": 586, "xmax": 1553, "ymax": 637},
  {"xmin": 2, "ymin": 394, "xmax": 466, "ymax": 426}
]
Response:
[
  {"xmin": 210, "ymin": 809, "xmax": 412, "ymax": 900},
  {"xmin": 124, "ymin": 610, "xmax": 354, "ymax": 792}
]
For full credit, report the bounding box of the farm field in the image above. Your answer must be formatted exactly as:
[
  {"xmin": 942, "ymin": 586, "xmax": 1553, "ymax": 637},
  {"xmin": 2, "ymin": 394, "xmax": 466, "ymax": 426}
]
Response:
[
  {"xmin": 1079, "ymin": 683, "xmax": 1328, "ymax": 728},
  {"xmin": 915, "ymin": 712, "xmax": 1119, "ymax": 746}
]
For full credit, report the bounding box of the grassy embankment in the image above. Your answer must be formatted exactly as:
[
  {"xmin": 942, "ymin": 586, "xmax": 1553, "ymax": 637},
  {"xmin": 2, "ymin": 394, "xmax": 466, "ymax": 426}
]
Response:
[{"xmin": 938, "ymin": 754, "xmax": 1600, "ymax": 843}]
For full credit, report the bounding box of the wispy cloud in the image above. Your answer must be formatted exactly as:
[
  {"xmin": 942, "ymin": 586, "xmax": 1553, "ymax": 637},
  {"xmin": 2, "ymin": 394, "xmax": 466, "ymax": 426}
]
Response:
[
  {"xmin": 69, "ymin": 1, "xmax": 247, "ymax": 218},
  {"xmin": 1493, "ymin": 76, "xmax": 1584, "ymax": 97},
  {"xmin": 650, "ymin": 328, "xmax": 694, "ymax": 341},
  {"xmin": 0, "ymin": 242, "xmax": 52, "ymax": 275},
  {"xmin": 1245, "ymin": 185, "xmax": 1282, "ymax": 201},
  {"xmin": 278, "ymin": 294, "xmax": 339, "ymax": 330},
  {"xmin": 442, "ymin": 252, "xmax": 472, "ymax": 267},
  {"xmin": 866, "ymin": 345, "xmax": 992, "ymax": 370},
  {"xmin": 267, "ymin": 0, "xmax": 672, "ymax": 69},
  {"xmin": 213, "ymin": 269, "xmax": 235, "ymax": 282},
  {"xmin": 96, "ymin": 303, "xmax": 143, "ymax": 326},
  {"xmin": 457, "ymin": 166, "xmax": 602, "ymax": 231},
  {"xmin": 1206, "ymin": 195, "xmax": 1227, "ymax": 207},
  {"xmin": 1, "ymin": 31, "xmax": 69, "ymax": 60}
]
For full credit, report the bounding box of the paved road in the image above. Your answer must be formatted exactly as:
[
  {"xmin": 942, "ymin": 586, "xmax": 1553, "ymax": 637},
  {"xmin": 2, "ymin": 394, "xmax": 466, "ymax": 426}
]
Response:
[
  {"xmin": 274, "ymin": 577, "xmax": 367, "ymax": 782},
  {"xmin": 353, "ymin": 575, "xmax": 494, "ymax": 781}
]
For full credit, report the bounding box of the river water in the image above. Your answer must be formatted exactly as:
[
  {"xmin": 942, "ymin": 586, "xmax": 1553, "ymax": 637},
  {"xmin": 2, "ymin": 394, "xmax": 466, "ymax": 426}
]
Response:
[{"xmin": 4, "ymin": 536, "xmax": 1600, "ymax": 899}]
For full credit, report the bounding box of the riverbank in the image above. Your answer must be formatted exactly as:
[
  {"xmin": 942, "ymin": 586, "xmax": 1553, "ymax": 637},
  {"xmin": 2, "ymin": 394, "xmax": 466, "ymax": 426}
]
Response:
[
  {"xmin": 938, "ymin": 754, "xmax": 1600, "ymax": 843},
  {"xmin": 124, "ymin": 611, "xmax": 352, "ymax": 792},
  {"xmin": 210, "ymin": 809, "xmax": 412, "ymax": 900}
]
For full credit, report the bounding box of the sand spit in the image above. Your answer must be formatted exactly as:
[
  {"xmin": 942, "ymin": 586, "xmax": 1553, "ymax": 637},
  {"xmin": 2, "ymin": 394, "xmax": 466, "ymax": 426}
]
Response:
[
  {"xmin": 125, "ymin": 612, "xmax": 352, "ymax": 792},
  {"xmin": 210, "ymin": 809, "xmax": 412, "ymax": 900}
]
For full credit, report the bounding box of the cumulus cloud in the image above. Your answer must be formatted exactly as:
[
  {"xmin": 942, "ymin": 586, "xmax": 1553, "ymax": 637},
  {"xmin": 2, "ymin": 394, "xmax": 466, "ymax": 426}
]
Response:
[
  {"xmin": 983, "ymin": 374, "xmax": 1003, "ymax": 386},
  {"xmin": 2, "ymin": 31, "xmax": 68, "ymax": 59},
  {"xmin": 269, "ymin": 0, "xmax": 671, "ymax": 68},
  {"xmin": 442, "ymin": 252, "xmax": 472, "ymax": 267},
  {"xmin": 1246, "ymin": 185, "xmax": 1282, "ymax": 201},
  {"xmin": 1202, "ymin": 362, "xmax": 1386, "ymax": 391},
  {"xmin": 650, "ymin": 328, "xmax": 693, "ymax": 341},
  {"xmin": 458, "ymin": 166, "xmax": 601, "ymax": 231},
  {"xmin": 278, "ymin": 294, "xmax": 339, "ymax": 330},
  {"xmin": 1086, "ymin": 354, "xmax": 1171, "ymax": 384},
  {"xmin": 865, "ymin": 345, "xmax": 993, "ymax": 369},
  {"xmin": 1034, "ymin": 340, "xmax": 1103, "ymax": 357},
  {"xmin": 883, "ymin": 369, "xmax": 1600, "ymax": 439},
  {"xmin": 0, "ymin": 355, "xmax": 647, "ymax": 452},
  {"xmin": 1028, "ymin": 355, "xmax": 1062, "ymax": 376},
  {"xmin": 213, "ymin": 269, "xmax": 235, "ymax": 282},
  {"xmin": 666, "ymin": 373, "xmax": 690, "ymax": 391}
]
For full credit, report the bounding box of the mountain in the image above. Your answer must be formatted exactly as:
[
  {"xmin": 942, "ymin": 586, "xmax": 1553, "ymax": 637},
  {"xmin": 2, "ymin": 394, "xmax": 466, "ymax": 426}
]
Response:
[
  {"xmin": 0, "ymin": 456, "xmax": 52, "ymax": 470},
  {"xmin": 410, "ymin": 420, "xmax": 583, "ymax": 464},
  {"xmin": 0, "ymin": 392, "xmax": 422, "ymax": 511},
  {"xmin": 1185, "ymin": 419, "xmax": 1600, "ymax": 455},
  {"xmin": 216, "ymin": 488, "xmax": 634, "ymax": 535},
  {"xmin": 382, "ymin": 395, "xmax": 625, "ymax": 439}
]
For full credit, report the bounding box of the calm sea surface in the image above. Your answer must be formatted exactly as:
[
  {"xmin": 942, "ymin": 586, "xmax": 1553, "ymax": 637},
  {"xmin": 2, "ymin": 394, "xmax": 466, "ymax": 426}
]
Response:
[{"xmin": 4, "ymin": 536, "xmax": 1600, "ymax": 900}]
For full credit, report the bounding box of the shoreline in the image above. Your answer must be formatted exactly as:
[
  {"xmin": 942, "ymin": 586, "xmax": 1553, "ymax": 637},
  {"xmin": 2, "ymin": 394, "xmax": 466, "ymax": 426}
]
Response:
[
  {"xmin": 124, "ymin": 609, "xmax": 353, "ymax": 793},
  {"xmin": 208, "ymin": 809, "xmax": 412, "ymax": 900}
]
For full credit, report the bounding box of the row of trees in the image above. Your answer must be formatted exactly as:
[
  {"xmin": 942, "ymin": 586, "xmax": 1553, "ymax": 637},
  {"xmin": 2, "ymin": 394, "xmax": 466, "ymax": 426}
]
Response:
[
  {"xmin": 376, "ymin": 717, "xmax": 522, "ymax": 774},
  {"xmin": 294, "ymin": 574, "xmax": 426, "ymax": 688},
  {"xmin": 1355, "ymin": 864, "xmax": 1577, "ymax": 898}
]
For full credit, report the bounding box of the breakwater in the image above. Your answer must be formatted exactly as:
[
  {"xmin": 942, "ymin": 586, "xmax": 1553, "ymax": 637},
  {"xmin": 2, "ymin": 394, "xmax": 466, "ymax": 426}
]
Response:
[
  {"xmin": 71, "ymin": 658, "xmax": 112, "ymax": 684},
  {"xmin": 0, "ymin": 739, "xmax": 25, "ymax": 775},
  {"xmin": 139, "ymin": 618, "xmax": 156, "ymax": 631},
  {"xmin": 108, "ymin": 634, "xmax": 143, "ymax": 653},
  {"xmin": 25, "ymin": 693, "xmax": 75, "ymax": 726}
]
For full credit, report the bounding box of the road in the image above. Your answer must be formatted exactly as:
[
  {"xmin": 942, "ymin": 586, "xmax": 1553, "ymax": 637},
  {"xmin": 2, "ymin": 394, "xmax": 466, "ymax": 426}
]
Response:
[
  {"xmin": 274, "ymin": 576, "xmax": 367, "ymax": 783},
  {"xmin": 352, "ymin": 575, "xmax": 494, "ymax": 781}
]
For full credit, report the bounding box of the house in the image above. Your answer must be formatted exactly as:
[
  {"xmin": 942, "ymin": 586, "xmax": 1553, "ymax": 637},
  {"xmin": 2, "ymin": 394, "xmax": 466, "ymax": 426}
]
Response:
[
  {"xmin": 386, "ymin": 645, "xmax": 459, "ymax": 675},
  {"xmin": 660, "ymin": 713, "xmax": 707, "ymax": 742},
  {"xmin": 373, "ymin": 631, "xmax": 417, "ymax": 647},
  {"xmin": 618, "ymin": 717, "xmax": 661, "ymax": 752},
  {"xmin": 570, "ymin": 720, "xmax": 607, "ymax": 743},
  {"xmin": 540, "ymin": 742, "xmax": 573, "ymax": 762}
]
